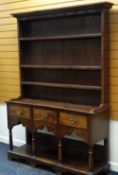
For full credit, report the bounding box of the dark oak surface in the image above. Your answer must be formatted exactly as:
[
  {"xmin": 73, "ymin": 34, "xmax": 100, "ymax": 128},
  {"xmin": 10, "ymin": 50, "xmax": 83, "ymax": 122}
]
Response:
[
  {"xmin": 12, "ymin": 2, "xmax": 113, "ymax": 18},
  {"xmin": 19, "ymin": 33, "xmax": 102, "ymax": 41},
  {"xmin": 7, "ymin": 2, "xmax": 113, "ymax": 175},
  {"xmin": 20, "ymin": 65, "xmax": 101, "ymax": 70},
  {"xmin": 8, "ymin": 98, "xmax": 107, "ymax": 114}
]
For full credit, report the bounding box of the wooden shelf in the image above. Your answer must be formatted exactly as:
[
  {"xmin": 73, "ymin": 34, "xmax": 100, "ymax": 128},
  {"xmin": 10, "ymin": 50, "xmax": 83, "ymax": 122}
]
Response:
[
  {"xmin": 8, "ymin": 98, "xmax": 96, "ymax": 114},
  {"xmin": 22, "ymin": 81, "xmax": 101, "ymax": 90},
  {"xmin": 20, "ymin": 33, "xmax": 102, "ymax": 41},
  {"xmin": 20, "ymin": 65, "xmax": 101, "ymax": 70},
  {"xmin": 8, "ymin": 144, "xmax": 108, "ymax": 175}
]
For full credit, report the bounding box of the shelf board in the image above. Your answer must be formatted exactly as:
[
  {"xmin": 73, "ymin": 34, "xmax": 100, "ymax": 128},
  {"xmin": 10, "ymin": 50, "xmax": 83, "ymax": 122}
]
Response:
[
  {"xmin": 8, "ymin": 98, "xmax": 108, "ymax": 114},
  {"xmin": 22, "ymin": 81, "xmax": 101, "ymax": 90},
  {"xmin": 8, "ymin": 98, "xmax": 96, "ymax": 114},
  {"xmin": 20, "ymin": 33, "xmax": 101, "ymax": 41},
  {"xmin": 8, "ymin": 145, "xmax": 108, "ymax": 175},
  {"xmin": 20, "ymin": 65, "xmax": 101, "ymax": 70}
]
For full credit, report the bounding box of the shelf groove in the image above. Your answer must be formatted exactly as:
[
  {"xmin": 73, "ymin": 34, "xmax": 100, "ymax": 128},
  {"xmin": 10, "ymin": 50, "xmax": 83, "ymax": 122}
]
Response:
[
  {"xmin": 22, "ymin": 81, "xmax": 101, "ymax": 90},
  {"xmin": 20, "ymin": 33, "xmax": 102, "ymax": 41},
  {"xmin": 20, "ymin": 65, "xmax": 101, "ymax": 70}
]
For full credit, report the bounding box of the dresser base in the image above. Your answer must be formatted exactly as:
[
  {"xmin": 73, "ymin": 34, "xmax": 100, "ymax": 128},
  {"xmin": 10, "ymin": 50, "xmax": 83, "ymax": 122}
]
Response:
[{"xmin": 8, "ymin": 145, "xmax": 109, "ymax": 175}]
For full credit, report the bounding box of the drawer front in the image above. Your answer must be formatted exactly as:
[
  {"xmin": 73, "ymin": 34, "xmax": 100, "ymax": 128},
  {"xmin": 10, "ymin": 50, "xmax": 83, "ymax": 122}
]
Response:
[
  {"xmin": 8, "ymin": 104, "xmax": 30, "ymax": 119},
  {"xmin": 33, "ymin": 108, "xmax": 57, "ymax": 125},
  {"xmin": 60, "ymin": 112, "xmax": 87, "ymax": 129}
]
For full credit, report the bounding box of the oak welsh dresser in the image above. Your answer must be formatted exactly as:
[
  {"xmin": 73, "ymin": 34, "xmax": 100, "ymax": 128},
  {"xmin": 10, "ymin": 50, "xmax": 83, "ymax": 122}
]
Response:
[{"xmin": 7, "ymin": 2, "xmax": 113, "ymax": 175}]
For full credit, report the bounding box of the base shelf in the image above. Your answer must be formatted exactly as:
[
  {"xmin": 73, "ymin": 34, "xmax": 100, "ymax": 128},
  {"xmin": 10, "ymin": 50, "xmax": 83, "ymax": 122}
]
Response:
[{"xmin": 8, "ymin": 145, "xmax": 109, "ymax": 175}]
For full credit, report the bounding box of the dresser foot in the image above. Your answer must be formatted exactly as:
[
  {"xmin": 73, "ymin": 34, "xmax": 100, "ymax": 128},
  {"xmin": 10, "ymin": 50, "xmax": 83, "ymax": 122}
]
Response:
[
  {"xmin": 28, "ymin": 160, "xmax": 36, "ymax": 167},
  {"xmin": 8, "ymin": 154, "xmax": 13, "ymax": 161},
  {"xmin": 53, "ymin": 167, "xmax": 65, "ymax": 175},
  {"xmin": 57, "ymin": 173, "xmax": 62, "ymax": 175},
  {"xmin": 88, "ymin": 172, "xmax": 93, "ymax": 175}
]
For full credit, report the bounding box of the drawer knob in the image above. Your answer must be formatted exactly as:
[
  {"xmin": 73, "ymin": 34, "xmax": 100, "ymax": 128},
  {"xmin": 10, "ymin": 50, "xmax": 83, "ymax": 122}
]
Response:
[
  {"xmin": 40, "ymin": 114, "xmax": 48, "ymax": 120},
  {"xmin": 68, "ymin": 118, "xmax": 77, "ymax": 124},
  {"xmin": 16, "ymin": 110, "xmax": 22, "ymax": 116}
]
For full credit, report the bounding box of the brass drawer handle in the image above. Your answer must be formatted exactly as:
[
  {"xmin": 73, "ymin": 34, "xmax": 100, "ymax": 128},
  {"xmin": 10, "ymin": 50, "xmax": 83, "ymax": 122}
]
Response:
[
  {"xmin": 40, "ymin": 114, "xmax": 48, "ymax": 120},
  {"xmin": 68, "ymin": 118, "xmax": 77, "ymax": 124}
]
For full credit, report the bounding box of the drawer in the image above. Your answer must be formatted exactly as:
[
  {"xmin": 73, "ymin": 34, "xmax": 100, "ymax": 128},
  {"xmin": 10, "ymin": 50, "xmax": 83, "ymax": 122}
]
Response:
[
  {"xmin": 60, "ymin": 112, "xmax": 87, "ymax": 129},
  {"xmin": 33, "ymin": 108, "xmax": 57, "ymax": 125},
  {"xmin": 8, "ymin": 104, "xmax": 30, "ymax": 119}
]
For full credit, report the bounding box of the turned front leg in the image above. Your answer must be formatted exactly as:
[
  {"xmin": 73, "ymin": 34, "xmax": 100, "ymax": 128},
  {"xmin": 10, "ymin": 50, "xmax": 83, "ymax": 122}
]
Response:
[
  {"xmin": 88, "ymin": 145, "xmax": 94, "ymax": 171},
  {"xmin": 9, "ymin": 128, "xmax": 13, "ymax": 150},
  {"xmin": 32, "ymin": 132, "xmax": 36, "ymax": 156},
  {"xmin": 104, "ymin": 138, "xmax": 108, "ymax": 162},
  {"xmin": 58, "ymin": 138, "xmax": 62, "ymax": 162}
]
